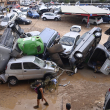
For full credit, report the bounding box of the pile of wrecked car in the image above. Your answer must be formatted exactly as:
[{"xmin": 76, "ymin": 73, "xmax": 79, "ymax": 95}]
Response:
[{"xmin": 0, "ymin": 22, "xmax": 110, "ymax": 86}]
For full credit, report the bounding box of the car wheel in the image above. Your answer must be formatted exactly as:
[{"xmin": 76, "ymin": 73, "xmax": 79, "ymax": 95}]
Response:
[
  {"xmin": 8, "ymin": 77, "xmax": 18, "ymax": 86},
  {"xmin": 93, "ymin": 22, "xmax": 97, "ymax": 25},
  {"xmin": 23, "ymin": 22, "xmax": 25, "ymax": 25},
  {"xmin": 82, "ymin": 20, "xmax": 86, "ymax": 23},
  {"xmin": 44, "ymin": 74, "xmax": 52, "ymax": 81},
  {"xmin": 109, "ymin": 21, "xmax": 110, "ymax": 24},
  {"xmin": 0, "ymin": 80, "xmax": 3, "ymax": 84},
  {"xmin": 55, "ymin": 17, "xmax": 58, "ymax": 21},
  {"xmin": 43, "ymin": 17, "xmax": 47, "ymax": 21}
]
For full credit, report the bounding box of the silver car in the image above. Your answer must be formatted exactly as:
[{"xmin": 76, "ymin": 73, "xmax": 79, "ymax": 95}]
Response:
[{"xmin": 0, "ymin": 56, "xmax": 59, "ymax": 85}]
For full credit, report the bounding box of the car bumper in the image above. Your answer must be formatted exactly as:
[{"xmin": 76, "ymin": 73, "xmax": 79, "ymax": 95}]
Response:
[{"xmin": 32, "ymin": 16, "xmax": 39, "ymax": 18}]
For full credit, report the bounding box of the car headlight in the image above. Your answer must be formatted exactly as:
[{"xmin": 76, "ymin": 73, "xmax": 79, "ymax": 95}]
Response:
[
  {"xmin": 76, "ymin": 53, "xmax": 83, "ymax": 58},
  {"xmin": 27, "ymin": 21, "xmax": 30, "ymax": 22},
  {"xmin": 66, "ymin": 51, "xmax": 70, "ymax": 53}
]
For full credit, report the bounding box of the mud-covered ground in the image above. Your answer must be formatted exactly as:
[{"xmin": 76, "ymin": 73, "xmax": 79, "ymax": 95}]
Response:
[{"xmin": 0, "ymin": 15, "xmax": 110, "ymax": 110}]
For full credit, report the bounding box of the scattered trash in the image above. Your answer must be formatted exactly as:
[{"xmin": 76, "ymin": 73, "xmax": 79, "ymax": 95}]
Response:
[{"xmin": 59, "ymin": 81, "xmax": 70, "ymax": 87}]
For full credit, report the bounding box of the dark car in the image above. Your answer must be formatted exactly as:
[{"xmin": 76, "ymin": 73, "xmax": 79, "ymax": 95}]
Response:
[
  {"xmin": 103, "ymin": 88, "xmax": 110, "ymax": 110},
  {"xmin": 39, "ymin": 28, "xmax": 60, "ymax": 59},
  {"xmin": 27, "ymin": 10, "xmax": 39, "ymax": 18},
  {"xmin": 15, "ymin": 17, "xmax": 32, "ymax": 25},
  {"xmin": 69, "ymin": 27, "xmax": 102, "ymax": 74},
  {"xmin": 102, "ymin": 15, "xmax": 110, "ymax": 23}
]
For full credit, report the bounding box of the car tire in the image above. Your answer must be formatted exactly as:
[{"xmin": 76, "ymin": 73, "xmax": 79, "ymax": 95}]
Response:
[
  {"xmin": 0, "ymin": 80, "xmax": 3, "ymax": 84},
  {"xmin": 55, "ymin": 17, "xmax": 58, "ymax": 21},
  {"xmin": 23, "ymin": 22, "xmax": 25, "ymax": 25},
  {"xmin": 44, "ymin": 74, "xmax": 52, "ymax": 81},
  {"xmin": 109, "ymin": 21, "xmax": 110, "ymax": 24},
  {"xmin": 93, "ymin": 22, "xmax": 97, "ymax": 25},
  {"xmin": 8, "ymin": 77, "xmax": 18, "ymax": 86},
  {"xmin": 43, "ymin": 17, "xmax": 47, "ymax": 21},
  {"xmin": 82, "ymin": 20, "xmax": 86, "ymax": 23}
]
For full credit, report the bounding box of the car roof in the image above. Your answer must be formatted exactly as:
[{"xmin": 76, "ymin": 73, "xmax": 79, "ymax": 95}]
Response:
[
  {"xmin": 39, "ymin": 28, "xmax": 56, "ymax": 44},
  {"xmin": 5, "ymin": 13, "xmax": 16, "ymax": 17},
  {"xmin": 63, "ymin": 32, "xmax": 80, "ymax": 38},
  {"xmin": 8, "ymin": 56, "xmax": 35, "ymax": 63},
  {"xmin": 44, "ymin": 12, "xmax": 54, "ymax": 14}
]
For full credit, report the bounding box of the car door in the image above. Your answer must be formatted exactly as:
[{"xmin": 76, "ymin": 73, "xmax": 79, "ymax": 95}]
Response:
[
  {"xmin": 100, "ymin": 58, "xmax": 110, "ymax": 75},
  {"xmin": 50, "ymin": 13, "xmax": 54, "ymax": 19},
  {"xmin": 10, "ymin": 63, "xmax": 24, "ymax": 80},
  {"xmin": 23, "ymin": 62, "xmax": 42, "ymax": 80}
]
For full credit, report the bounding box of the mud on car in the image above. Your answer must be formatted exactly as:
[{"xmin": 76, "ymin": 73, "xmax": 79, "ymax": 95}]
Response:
[{"xmin": 69, "ymin": 27, "xmax": 102, "ymax": 74}]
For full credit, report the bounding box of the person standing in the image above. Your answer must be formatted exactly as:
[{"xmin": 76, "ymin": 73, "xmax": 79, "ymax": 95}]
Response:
[{"xmin": 34, "ymin": 82, "xmax": 49, "ymax": 109}]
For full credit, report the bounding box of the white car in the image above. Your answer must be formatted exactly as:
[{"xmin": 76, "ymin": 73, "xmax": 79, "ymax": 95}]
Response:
[
  {"xmin": 0, "ymin": 13, "xmax": 17, "ymax": 27},
  {"xmin": 82, "ymin": 16, "xmax": 103, "ymax": 25},
  {"xmin": 26, "ymin": 31, "xmax": 40, "ymax": 37},
  {"xmin": 11, "ymin": 9, "xmax": 26, "ymax": 19},
  {"xmin": 0, "ymin": 56, "xmax": 59, "ymax": 85},
  {"xmin": 0, "ymin": 15, "xmax": 4, "ymax": 21},
  {"xmin": 59, "ymin": 25, "xmax": 81, "ymax": 58},
  {"xmin": 41, "ymin": 12, "xmax": 61, "ymax": 21},
  {"xmin": 20, "ymin": 7, "xmax": 29, "ymax": 15}
]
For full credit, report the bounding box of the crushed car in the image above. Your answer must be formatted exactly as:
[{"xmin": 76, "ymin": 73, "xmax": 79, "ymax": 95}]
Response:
[
  {"xmin": 0, "ymin": 56, "xmax": 59, "ymax": 85},
  {"xmin": 59, "ymin": 25, "xmax": 81, "ymax": 58},
  {"xmin": 69, "ymin": 27, "xmax": 102, "ymax": 74}
]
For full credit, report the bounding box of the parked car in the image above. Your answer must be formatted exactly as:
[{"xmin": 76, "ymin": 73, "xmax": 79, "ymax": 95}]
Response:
[
  {"xmin": 11, "ymin": 9, "xmax": 26, "ymax": 19},
  {"xmin": 15, "ymin": 4, "xmax": 20, "ymax": 9},
  {"xmin": 39, "ymin": 28, "xmax": 60, "ymax": 59},
  {"xmin": 82, "ymin": 16, "xmax": 103, "ymax": 25},
  {"xmin": 0, "ymin": 15, "xmax": 4, "ymax": 21},
  {"xmin": 69, "ymin": 27, "xmax": 102, "ymax": 74},
  {"xmin": 103, "ymin": 88, "xmax": 110, "ymax": 110},
  {"xmin": 102, "ymin": 15, "xmax": 110, "ymax": 23},
  {"xmin": 26, "ymin": 31, "xmax": 40, "ymax": 37},
  {"xmin": 59, "ymin": 25, "xmax": 81, "ymax": 58},
  {"xmin": 20, "ymin": 7, "xmax": 29, "ymax": 15},
  {"xmin": 15, "ymin": 17, "xmax": 32, "ymax": 25},
  {"xmin": 0, "ymin": 56, "xmax": 59, "ymax": 85},
  {"xmin": 0, "ymin": 13, "xmax": 17, "ymax": 28},
  {"xmin": 27, "ymin": 10, "xmax": 39, "ymax": 18},
  {"xmin": 41, "ymin": 12, "xmax": 61, "ymax": 21},
  {"xmin": 0, "ymin": 23, "xmax": 23, "ymax": 72}
]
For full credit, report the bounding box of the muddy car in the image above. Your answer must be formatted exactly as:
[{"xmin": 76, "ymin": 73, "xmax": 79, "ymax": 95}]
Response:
[
  {"xmin": 0, "ymin": 23, "xmax": 24, "ymax": 72},
  {"xmin": 87, "ymin": 44, "xmax": 110, "ymax": 75},
  {"xmin": 103, "ymin": 88, "xmax": 110, "ymax": 110},
  {"xmin": 0, "ymin": 56, "xmax": 59, "ymax": 85},
  {"xmin": 69, "ymin": 27, "xmax": 102, "ymax": 73}
]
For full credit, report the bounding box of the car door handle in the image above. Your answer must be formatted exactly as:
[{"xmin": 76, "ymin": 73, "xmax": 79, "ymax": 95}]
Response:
[{"xmin": 24, "ymin": 70, "xmax": 27, "ymax": 72}]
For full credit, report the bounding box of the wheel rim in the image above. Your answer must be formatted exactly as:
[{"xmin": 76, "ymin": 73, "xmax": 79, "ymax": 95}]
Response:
[
  {"xmin": 10, "ymin": 79, "xmax": 16, "ymax": 85},
  {"xmin": 55, "ymin": 18, "xmax": 58, "ymax": 21},
  {"xmin": 74, "ymin": 68, "xmax": 77, "ymax": 74},
  {"xmin": 43, "ymin": 18, "xmax": 46, "ymax": 20}
]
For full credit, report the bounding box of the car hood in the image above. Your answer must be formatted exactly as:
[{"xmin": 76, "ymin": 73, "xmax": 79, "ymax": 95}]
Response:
[
  {"xmin": 32, "ymin": 14, "xmax": 39, "ymax": 16},
  {"xmin": 0, "ymin": 21, "xmax": 8, "ymax": 26},
  {"xmin": 61, "ymin": 44, "xmax": 72, "ymax": 54},
  {"xmin": 19, "ymin": 15, "xmax": 26, "ymax": 19},
  {"xmin": 45, "ymin": 61, "xmax": 57, "ymax": 70}
]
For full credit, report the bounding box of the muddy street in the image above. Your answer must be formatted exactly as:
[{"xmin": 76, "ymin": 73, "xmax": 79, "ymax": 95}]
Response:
[{"xmin": 0, "ymin": 15, "xmax": 110, "ymax": 110}]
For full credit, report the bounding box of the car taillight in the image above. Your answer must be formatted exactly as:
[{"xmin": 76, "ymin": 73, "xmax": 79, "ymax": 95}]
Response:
[{"xmin": 5, "ymin": 66, "xmax": 7, "ymax": 70}]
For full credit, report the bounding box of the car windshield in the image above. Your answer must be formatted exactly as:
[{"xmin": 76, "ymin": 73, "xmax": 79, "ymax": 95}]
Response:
[
  {"xmin": 59, "ymin": 36, "xmax": 75, "ymax": 46},
  {"xmin": 3, "ymin": 17, "xmax": 9, "ymax": 22},
  {"xmin": 22, "ymin": 9, "xmax": 27, "ymax": 12},
  {"xmin": 34, "ymin": 57, "xmax": 46, "ymax": 67},
  {"xmin": 32, "ymin": 11, "xmax": 37, "ymax": 14}
]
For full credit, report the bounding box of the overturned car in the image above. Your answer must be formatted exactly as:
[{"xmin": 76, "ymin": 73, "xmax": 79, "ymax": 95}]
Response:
[{"xmin": 69, "ymin": 27, "xmax": 102, "ymax": 74}]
